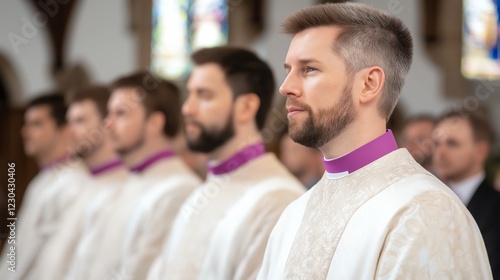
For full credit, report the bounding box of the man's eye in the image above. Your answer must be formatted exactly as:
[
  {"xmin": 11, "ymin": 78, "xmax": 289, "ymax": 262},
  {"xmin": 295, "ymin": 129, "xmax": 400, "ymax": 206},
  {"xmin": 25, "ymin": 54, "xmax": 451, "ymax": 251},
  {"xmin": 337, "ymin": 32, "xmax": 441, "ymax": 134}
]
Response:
[
  {"xmin": 198, "ymin": 91, "xmax": 213, "ymax": 99},
  {"xmin": 305, "ymin": 67, "xmax": 316, "ymax": 73}
]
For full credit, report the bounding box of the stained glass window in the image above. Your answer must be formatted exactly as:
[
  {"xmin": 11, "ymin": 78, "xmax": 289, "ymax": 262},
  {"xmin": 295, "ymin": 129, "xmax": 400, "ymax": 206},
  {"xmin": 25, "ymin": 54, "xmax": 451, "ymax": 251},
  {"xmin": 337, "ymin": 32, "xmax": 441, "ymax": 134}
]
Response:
[
  {"xmin": 462, "ymin": 0, "xmax": 500, "ymax": 79},
  {"xmin": 151, "ymin": 0, "xmax": 228, "ymax": 79}
]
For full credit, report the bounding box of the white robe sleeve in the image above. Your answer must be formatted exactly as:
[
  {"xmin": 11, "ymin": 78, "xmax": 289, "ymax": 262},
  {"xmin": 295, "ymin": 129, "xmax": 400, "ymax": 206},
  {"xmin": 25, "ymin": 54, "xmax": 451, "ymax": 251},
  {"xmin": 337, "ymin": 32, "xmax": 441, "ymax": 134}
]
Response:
[{"xmin": 376, "ymin": 190, "xmax": 493, "ymax": 280}]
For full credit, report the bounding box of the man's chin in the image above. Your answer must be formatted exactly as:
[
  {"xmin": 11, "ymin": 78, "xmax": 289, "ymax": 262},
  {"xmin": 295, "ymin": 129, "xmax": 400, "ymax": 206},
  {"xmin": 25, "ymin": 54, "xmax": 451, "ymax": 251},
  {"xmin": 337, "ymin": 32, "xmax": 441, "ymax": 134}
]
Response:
[
  {"xmin": 287, "ymin": 120, "xmax": 301, "ymax": 133},
  {"xmin": 185, "ymin": 131, "xmax": 200, "ymax": 142},
  {"xmin": 288, "ymin": 126, "xmax": 306, "ymax": 142},
  {"xmin": 118, "ymin": 149, "xmax": 131, "ymax": 156},
  {"xmin": 186, "ymin": 140, "xmax": 207, "ymax": 152},
  {"xmin": 75, "ymin": 146, "xmax": 97, "ymax": 159},
  {"xmin": 116, "ymin": 145, "xmax": 132, "ymax": 156}
]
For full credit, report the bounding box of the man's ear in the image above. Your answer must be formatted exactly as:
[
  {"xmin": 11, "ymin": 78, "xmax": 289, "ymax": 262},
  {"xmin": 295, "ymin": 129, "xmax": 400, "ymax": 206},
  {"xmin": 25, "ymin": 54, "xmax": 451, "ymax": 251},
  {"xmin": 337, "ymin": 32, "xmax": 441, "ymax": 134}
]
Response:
[
  {"xmin": 357, "ymin": 66, "xmax": 385, "ymax": 105},
  {"xmin": 147, "ymin": 111, "xmax": 166, "ymax": 135},
  {"xmin": 234, "ymin": 93, "xmax": 260, "ymax": 124},
  {"xmin": 476, "ymin": 140, "xmax": 490, "ymax": 164}
]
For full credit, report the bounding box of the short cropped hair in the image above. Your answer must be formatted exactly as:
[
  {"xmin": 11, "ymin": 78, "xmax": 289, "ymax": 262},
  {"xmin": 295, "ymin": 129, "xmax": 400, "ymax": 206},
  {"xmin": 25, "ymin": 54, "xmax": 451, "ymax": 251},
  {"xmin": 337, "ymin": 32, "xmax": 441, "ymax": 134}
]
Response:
[
  {"xmin": 437, "ymin": 109, "xmax": 494, "ymax": 144},
  {"xmin": 111, "ymin": 70, "xmax": 181, "ymax": 138},
  {"xmin": 191, "ymin": 46, "xmax": 275, "ymax": 130},
  {"xmin": 67, "ymin": 86, "xmax": 111, "ymax": 119},
  {"xmin": 27, "ymin": 93, "xmax": 67, "ymax": 127},
  {"xmin": 282, "ymin": 2, "xmax": 413, "ymax": 120}
]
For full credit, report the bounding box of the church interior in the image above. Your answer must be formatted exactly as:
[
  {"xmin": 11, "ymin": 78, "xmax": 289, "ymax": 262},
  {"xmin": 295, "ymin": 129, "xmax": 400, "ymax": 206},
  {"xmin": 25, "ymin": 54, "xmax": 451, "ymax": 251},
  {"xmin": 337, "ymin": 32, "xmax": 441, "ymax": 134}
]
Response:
[{"xmin": 0, "ymin": 0, "xmax": 499, "ymax": 279}]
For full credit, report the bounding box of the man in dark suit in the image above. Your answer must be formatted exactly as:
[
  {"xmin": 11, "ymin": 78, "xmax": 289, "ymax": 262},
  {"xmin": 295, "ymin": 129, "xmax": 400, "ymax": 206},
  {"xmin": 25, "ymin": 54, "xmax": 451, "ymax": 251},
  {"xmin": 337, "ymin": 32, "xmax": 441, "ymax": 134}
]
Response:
[{"xmin": 433, "ymin": 109, "xmax": 500, "ymax": 279}]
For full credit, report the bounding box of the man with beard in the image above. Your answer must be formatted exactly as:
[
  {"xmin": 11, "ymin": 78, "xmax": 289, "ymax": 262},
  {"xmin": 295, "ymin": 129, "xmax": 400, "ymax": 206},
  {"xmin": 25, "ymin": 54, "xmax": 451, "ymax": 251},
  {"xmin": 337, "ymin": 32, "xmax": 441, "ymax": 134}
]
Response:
[
  {"xmin": 147, "ymin": 47, "xmax": 304, "ymax": 280},
  {"xmin": 65, "ymin": 71, "xmax": 200, "ymax": 280},
  {"xmin": 0, "ymin": 94, "xmax": 87, "ymax": 280},
  {"xmin": 433, "ymin": 110, "xmax": 500, "ymax": 279},
  {"xmin": 23, "ymin": 86, "xmax": 129, "ymax": 280},
  {"xmin": 258, "ymin": 3, "xmax": 491, "ymax": 279}
]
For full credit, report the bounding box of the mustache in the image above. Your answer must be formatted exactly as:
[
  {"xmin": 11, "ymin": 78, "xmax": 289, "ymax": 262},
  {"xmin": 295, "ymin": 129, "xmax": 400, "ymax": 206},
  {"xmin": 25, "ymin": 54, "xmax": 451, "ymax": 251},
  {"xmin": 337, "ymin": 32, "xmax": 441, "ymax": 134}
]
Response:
[
  {"xmin": 184, "ymin": 119, "xmax": 204, "ymax": 129},
  {"xmin": 286, "ymin": 99, "xmax": 312, "ymax": 112}
]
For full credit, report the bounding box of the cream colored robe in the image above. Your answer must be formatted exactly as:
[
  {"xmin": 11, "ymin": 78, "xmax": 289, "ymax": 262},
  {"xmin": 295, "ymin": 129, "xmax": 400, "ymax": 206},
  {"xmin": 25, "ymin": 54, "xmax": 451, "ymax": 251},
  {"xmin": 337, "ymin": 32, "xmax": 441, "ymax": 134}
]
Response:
[
  {"xmin": 0, "ymin": 158, "xmax": 88, "ymax": 280},
  {"xmin": 24, "ymin": 165, "xmax": 130, "ymax": 280},
  {"xmin": 65, "ymin": 156, "xmax": 200, "ymax": 280},
  {"xmin": 148, "ymin": 153, "xmax": 304, "ymax": 280},
  {"xmin": 258, "ymin": 149, "xmax": 493, "ymax": 279}
]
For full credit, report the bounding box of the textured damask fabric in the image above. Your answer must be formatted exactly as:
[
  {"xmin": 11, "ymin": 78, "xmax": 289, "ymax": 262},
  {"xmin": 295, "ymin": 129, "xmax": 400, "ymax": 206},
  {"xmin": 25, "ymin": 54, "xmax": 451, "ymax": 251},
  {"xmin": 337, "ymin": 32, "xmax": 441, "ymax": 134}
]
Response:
[
  {"xmin": 284, "ymin": 148, "xmax": 424, "ymax": 279},
  {"xmin": 258, "ymin": 149, "xmax": 492, "ymax": 280},
  {"xmin": 375, "ymin": 190, "xmax": 490, "ymax": 279}
]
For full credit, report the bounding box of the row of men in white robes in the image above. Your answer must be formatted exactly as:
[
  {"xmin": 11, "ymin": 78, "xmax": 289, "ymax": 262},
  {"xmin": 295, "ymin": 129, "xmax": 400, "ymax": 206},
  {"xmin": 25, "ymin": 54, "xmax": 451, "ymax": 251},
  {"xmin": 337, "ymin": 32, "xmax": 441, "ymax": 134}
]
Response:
[
  {"xmin": 1, "ymin": 48, "xmax": 304, "ymax": 280},
  {"xmin": 1, "ymin": 3, "xmax": 496, "ymax": 279}
]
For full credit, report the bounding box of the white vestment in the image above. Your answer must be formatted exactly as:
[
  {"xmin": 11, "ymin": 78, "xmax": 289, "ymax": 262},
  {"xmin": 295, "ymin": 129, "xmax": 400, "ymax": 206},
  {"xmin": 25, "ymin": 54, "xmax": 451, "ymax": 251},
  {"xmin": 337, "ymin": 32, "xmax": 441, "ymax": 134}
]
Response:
[
  {"xmin": 0, "ymin": 158, "xmax": 88, "ymax": 280},
  {"xmin": 65, "ymin": 156, "xmax": 200, "ymax": 280},
  {"xmin": 148, "ymin": 153, "xmax": 304, "ymax": 280},
  {"xmin": 24, "ymin": 164, "xmax": 129, "ymax": 280},
  {"xmin": 258, "ymin": 149, "xmax": 493, "ymax": 279}
]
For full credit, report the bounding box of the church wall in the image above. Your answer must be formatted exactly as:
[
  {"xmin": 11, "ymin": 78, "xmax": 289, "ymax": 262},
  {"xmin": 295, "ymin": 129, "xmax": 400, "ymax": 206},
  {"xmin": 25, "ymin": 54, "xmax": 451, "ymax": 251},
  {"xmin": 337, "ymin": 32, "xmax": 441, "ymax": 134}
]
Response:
[
  {"xmin": 0, "ymin": 0, "xmax": 137, "ymax": 106},
  {"xmin": 0, "ymin": 0, "xmax": 499, "ymax": 143}
]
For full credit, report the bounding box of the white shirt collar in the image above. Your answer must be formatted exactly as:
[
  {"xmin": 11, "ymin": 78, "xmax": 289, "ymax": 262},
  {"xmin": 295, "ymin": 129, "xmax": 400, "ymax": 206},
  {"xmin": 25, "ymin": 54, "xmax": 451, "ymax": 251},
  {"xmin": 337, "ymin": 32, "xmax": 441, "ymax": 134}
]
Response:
[
  {"xmin": 449, "ymin": 172, "xmax": 485, "ymax": 205},
  {"xmin": 325, "ymin": 170, "xmax": 349, "ymax": 180}
]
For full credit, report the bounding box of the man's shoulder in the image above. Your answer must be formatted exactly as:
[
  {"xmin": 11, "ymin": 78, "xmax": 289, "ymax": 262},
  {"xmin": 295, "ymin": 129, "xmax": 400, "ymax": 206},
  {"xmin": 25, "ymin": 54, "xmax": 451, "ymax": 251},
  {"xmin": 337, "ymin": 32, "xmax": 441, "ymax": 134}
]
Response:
[
  {"xmin": 144, "ymin": 157, "xmax": 201, "ymax": 188},
  {"xmin": 362, "ymin": 173, "xmax": 474, "ymax": 228},
  {"xmin": 378, "ymin": 172, "xmax": 461, "ymax": 207},
  {"xmin": 141, "ymin": 173, "xmax": 200, "ymax": 202},
  {"xmin": 242, "ymin": 153, "xmax": 305, "ymax": 188}
]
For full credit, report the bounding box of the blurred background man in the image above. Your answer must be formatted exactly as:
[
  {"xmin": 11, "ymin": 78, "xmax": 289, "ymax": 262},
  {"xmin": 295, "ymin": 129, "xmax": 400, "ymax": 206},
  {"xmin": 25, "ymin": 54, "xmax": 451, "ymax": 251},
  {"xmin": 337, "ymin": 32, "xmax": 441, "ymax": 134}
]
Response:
[
  {"xmin": 149, "ymin": 46, "xmax": 304, "ymax": 280},
  {"xmin": 21, "ymin": 94, "xmax": 70, "ymax": 168},
  {"xmin": 1, "ymin": 94, "xmax": 87, "ymax": 280},
  {"xmin": 433, "ymin": 109, "xmax": 500, "ymax": 278},
  {"xmin": 25, "ymin": 86, "xmax": 129, "ymax": 280},
  {"xmin": 400, "ymin": 115, "xmax": 436, "ymax": 173},
  {"xmin": 66, "ymin": 71, "xmax": 200, "ymax": 280}
]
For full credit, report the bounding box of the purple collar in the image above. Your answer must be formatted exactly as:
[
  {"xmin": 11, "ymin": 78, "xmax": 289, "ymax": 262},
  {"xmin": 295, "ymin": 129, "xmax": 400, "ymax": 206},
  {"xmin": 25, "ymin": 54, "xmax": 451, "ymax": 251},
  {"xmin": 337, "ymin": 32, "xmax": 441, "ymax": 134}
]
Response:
[
  {"xmin": 90, "ymin": 159, "xmax": 123, "ymax": 176},
  {"xmin": 208, "ymin": 142, "xmax": 265, "ymax": 175},
  {"xmin": 130, "ymin": 149, "xmax": 175, "ymax": 173},
  {"xmin": 323, "ymin": 130, "xmax": 398, "ymax": 174},
  {"xmin": 41, "ymin": 154, "xmax": 71, "ymax": 172}
]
